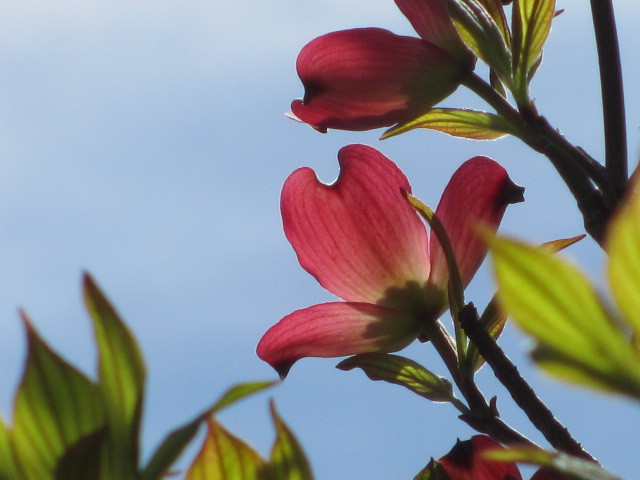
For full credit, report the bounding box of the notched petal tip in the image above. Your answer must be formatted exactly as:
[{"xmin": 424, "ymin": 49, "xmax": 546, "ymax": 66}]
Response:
[
  {"xmin": 429, "ymin": 156, "xmax": 522, "ymax": 288},
  {"xmin": 503, "ymin": 179, "xmax": 525, "ymax": 205}
]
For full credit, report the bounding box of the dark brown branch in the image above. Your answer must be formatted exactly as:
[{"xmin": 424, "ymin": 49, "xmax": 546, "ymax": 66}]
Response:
[
  {"xmin": 459, "ymin": 303, "xmax": 595, "ymax": 461},
  {"xmin": 462, "ymin": 73, "xmax": 617, "ymax": 245},
  {"xmin": 422, "ymin": 319, "xmax": 536, "ymax": 448},
  {"xmin": 590, "ymin": 0, "xmax": 628, "ymax": 196}
]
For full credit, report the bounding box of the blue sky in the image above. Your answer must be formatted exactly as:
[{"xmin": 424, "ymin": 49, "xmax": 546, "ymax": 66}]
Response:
[{"xmin": 0, "ymin": 1, "xmax": 638, "ymax": 478}]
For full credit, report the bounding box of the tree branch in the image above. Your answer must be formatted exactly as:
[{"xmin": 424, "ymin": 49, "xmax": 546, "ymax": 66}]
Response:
[
  {"xmin": 590, "ymin": 0, "xmax": 628, "ymax": 196},
  {"xmin": 459, "ymin": 303, "xmax": 595, "ymax": 461}
]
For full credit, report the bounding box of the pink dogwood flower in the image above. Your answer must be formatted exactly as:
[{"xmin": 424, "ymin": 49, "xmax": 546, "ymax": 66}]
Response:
[
  {"xmin": 257, "ymin": 144, "xmax": 522, "ymax": 377},
  {"xmin": 290, "ymin": 0, "xmax": 474, "ymax": 132},
  {"xmin": 439, "ymin": 436, "xmax": 523, "ymax": 480}
]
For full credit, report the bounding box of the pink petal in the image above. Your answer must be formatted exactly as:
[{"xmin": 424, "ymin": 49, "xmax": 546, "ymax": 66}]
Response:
[
  {"xmin": 429, "ymin": 156, "xmax": 524, "ymax": 288},
  {"xmin": 394, "ymin": 0, "xmax": 472, "ymax": 62},
  {"xmin": 291, "ymin": 28, "xmax": 467, "ymax": 132},
  {"xmin": 439, "ymin": 436, "xmax": 523, "ymax": 480},
  {"xmin": 256, "ymin": 302, "xmax": 419, "ymax": 378},
  {"xmin": 281, "ymin": 144, "xmax": 431, "ymax": 305}
]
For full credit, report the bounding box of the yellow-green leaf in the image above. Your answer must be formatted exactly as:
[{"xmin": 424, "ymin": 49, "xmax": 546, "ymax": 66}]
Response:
[
  {"xmin": 467, "ymin": 234, "xmax": 585, "ymax": 372},
  {"xmin": 486, "ymin": 447, "xmax": 621, "ymax": 480},
  {"xmin": 539, "ymin": 234, "xmax": 586, "ymax": 253},
  {"xmin": 211, "ymin": 381, "xmax": 278, "ymax": 414},
  {"xmin": 608, "ymin": 181, "xmax": 640, "ymax": 333},
  {"xmin": 383, "ymin": 108, "xmax": 512, "ymax": 140},
  {"xmin": 512, "ymin": 0, "xmax": 555, "ymax": 101},
  {"xmin": 449, "ymin": 0, "xmax": 513, "ymax": 84},
  {"xmin": 84, "ymin": 273, "xmax": 146, "ymax": 479},
  {"xmin": 337, "ymin": 353, "xmax": 455, "ymax": 403},
  {"xmin": 12, "ymin": 316, "xmax": 105, "ymax": 480},
  {"xmin": 267, "ymin": 401, "xmax": 313, "ymax": 480},
  {"xmin": 184, "ymin": 418, "xmax": 265, "ymax": 480},
  {"xmin": 142, "ymin": 381, "xmax": 275, "ymax": 480},
  {"xmin": 475, "ymin": 0, "xmax": 511, "ymax": 47},
  {"xmin": 489, "ymin": 236, "xmax": 640, "ymax": 398},
  {"xmin": 466, "ymin": 297, "xmax": 507, "ymax": 372},
  {"xmin": 0, "ymin": 416, "xmax": 20, "ymax": 480}
]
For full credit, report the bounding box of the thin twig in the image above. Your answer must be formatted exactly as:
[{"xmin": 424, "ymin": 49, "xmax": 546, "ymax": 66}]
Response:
[
  {"xmin": 589, "ymin": 0, "xmax": 628, "ymax": 196},
  {"xmin": 459, "ymin": 303, "xmax": 595, "ymax": 461},
  {"xmin": 422, "ymin": 319, "xmax": 536, "ymax": 448}
]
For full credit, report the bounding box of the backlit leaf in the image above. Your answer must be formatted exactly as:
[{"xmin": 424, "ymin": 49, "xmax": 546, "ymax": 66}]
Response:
[
  {"xmin": 211, "ymin": 381, "xmax": 278, "ymax": 414},
  {"xmin": 489, "ymin": 236, "xmax": 640, "ymax": 398},
  {"xmin": 539, "ymin": 234, "xmax": 586, "ymax": 253},
  {"xmin": 267, "ymin": 401, "xmax": 313, "ymax": 480},
  {"xmin": 608, "ymin": 180, "xmax": 640, "ymax": 333},
  {"xmin": 337, "ymin": 353, "xmax": 455, "ymax": 403},
  {"xmin": 449, "ymin": 0, "xmax": 513, "ymax": 83},
  {"xmin": 142, "ymin": 381, "xmax": 275, "ymax": 480},
  {"xmin": 184, "ymin": 418, "xmax": 265, "ymax": 480},
  {"xmin": 475, "ymin": 0, "xmax": 511, "ymax": 47},
  {"xmin": 383, "ymin": 108, "xmax": 512, "ymax": 140},
  {"xmin": 12, "ymin": 316, "xmax": 105, "ymax": 480},
  {"xmin": 486, "ymin": 447, "xmax": 621, "ymax": 480},
  {"xmin": 466, "ymin": 297, "xmax": 507, "ymax": 372},
  {"xmin": 84, "ymin": 273, "xmax": 146, "ymax": 479},
  {"xmin": 512, "ymin": 0, "xmax": 555, "ymax": 100},
  {"xmin": 467, "ymin": 235, "xmax": 584, "ymax": 372},
  {"xmin": 0, "ymin": 416, "xmax": 20, "ymax": 480}
]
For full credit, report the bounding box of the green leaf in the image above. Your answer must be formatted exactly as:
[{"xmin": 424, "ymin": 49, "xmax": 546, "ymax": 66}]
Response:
[
  {"xmin": 0, "ymin": 417, "xmax": 20, "ymax": 480},
  {"xmin": 539, "ymin": 234, "xmax": 586, "ymax": 253},
  {"xmin": 267, "ymin": 401, "xmax": 313, "ymax": 480},
  {"xmin": 83, "ymin": 273, "xmax": 145, "ymax": 479},
  {"xmin": 466, "ymin": 297, "xmax": 507, "ymax": 372},
  {"xmin": 632, "ymin": 330, "xmax": 640, "ymax": 359},
  {"xmin": 142, "ymin": 421, "xmax": 202, "ymax": 480},
  {"xmin": 142, "ymin": 381, "xmax": 276, "ymax": 480},
  {"xmin": 211, "ymin": 381, "xmax": 278, "ymax": 414},
  {"xmin": 337, "ymin": 353, "xmax": 455, "ymax": 403},
  {"xmin": 489, "ymin": 69, "xmax": 508, "ymax": 98},
  {"xmin": 512, "ymin": 0, "xmax": 556, "ymax": 101},
  {"xmin": 382, "ymin": 108, "xmax": 512, "ymax": 140},
  {"xmin": 489, "ymin": 236, "xmax": 640, "ymax": 398},
  {"xmin": 448, "ymin": 0, "xmax": 513, "ymax": 84},
  {"xmin": 485, "ymin": 447, "xmax": 621, "ymax": 480},
  {"xmin": 474, "ymin": 0, "xmax": 511, "ymax": 47},
  {"xmin": 12, "ymin": 315, "xmax": 106, "ymax": 480},
  {"xmin": 608, "ymin": 182, "xmax": 640, "ymax": 334},
  {"xmin": 467, "ymin": 234, "xmax": 585, "ymax": 372},
  {"xmin": 184, "ymin": 418, "xmax": 266, "ymax": 480}
]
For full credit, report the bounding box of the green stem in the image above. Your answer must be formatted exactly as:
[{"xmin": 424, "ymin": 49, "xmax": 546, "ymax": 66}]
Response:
[{"xmin": 589, "ymin": 0, "xmax": 628, "ymax": 196}]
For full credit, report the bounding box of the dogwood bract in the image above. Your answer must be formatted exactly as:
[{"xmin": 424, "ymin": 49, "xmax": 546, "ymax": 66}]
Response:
[{"xmin": 258, "ymin": 145, "xmax": 522, "ymax": 377}]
